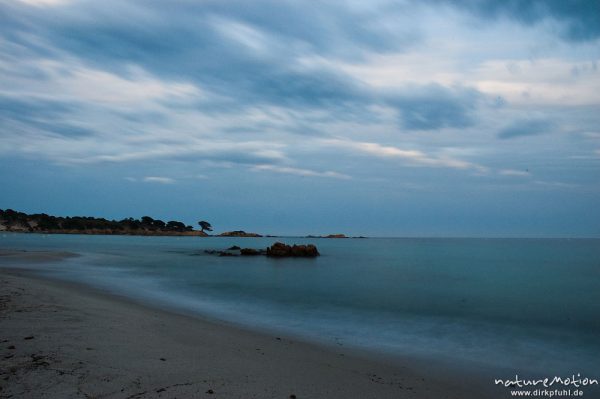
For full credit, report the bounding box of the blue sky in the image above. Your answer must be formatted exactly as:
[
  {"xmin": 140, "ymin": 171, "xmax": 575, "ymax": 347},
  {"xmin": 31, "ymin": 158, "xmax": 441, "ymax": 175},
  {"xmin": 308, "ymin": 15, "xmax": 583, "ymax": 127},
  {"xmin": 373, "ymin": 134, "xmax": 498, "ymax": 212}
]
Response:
[{"xmin": 0, "ymin": 0, "xmax": 599, "ymax": 237}]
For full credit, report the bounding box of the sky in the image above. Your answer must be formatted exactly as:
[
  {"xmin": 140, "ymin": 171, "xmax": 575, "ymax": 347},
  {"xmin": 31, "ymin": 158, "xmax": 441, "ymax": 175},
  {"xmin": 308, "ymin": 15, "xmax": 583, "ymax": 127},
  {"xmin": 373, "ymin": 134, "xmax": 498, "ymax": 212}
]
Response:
[{"xmin": 0, "ymin": 0, "xmax": 599, "ymax": 237}]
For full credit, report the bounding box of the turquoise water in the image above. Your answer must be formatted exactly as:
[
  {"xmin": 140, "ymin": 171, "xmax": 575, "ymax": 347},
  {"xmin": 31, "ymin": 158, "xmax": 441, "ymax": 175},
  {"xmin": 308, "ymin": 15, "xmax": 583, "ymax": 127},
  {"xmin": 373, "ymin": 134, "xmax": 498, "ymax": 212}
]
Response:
[{"xmin": 1, "ymin": 233, "xmax": 599, "ymax": 375}]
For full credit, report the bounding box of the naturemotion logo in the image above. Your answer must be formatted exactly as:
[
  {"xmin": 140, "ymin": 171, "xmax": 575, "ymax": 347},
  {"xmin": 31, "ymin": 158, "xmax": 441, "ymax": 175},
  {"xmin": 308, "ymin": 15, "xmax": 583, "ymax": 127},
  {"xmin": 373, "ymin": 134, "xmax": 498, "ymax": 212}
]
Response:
[{"xmin": 495, "ymin": 374, "xmax": 598, "ymax": 397}]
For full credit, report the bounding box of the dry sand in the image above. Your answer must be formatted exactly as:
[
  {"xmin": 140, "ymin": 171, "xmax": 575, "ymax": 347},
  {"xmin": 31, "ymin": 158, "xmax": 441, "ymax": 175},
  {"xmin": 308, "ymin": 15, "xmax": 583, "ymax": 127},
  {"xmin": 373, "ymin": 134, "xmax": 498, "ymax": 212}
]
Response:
[{"xmin": 0, "ymin": 254, "xmax": 504, "ymax": 398}]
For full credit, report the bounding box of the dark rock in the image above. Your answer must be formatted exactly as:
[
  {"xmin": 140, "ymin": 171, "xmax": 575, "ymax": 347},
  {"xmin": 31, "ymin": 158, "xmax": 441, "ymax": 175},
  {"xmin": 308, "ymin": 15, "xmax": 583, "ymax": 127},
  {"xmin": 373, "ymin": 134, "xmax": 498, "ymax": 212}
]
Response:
[
  {"xmin": 206, "ymin": 243, "xmax": 318, "ymax": 258},
  {"xmin": 240, "ymin": 248, "xmax": 261, "ymax": 256},
  {"xmin": 228, "ymin": 245, "xmax": 241, "ymax": 250},
  {"xmin": 23, "ymin": 336, "xmax": 34, "ymax": 340},
  {"xmin": 266, "ymin": 242, "xmax": 319, "ymax": 258},
  {"xmin": 218, "ymin": 231, "xmax": 262, "ymax": 237},
  {"xmin": 206, "ymin": 389, "xmax": 214, "ymax": 394},
  {"xmin": 8, "ymin": 345, "xmax": 15, "ymax": 350},
  {"xmin": 266, "ymin": 242, "xmax": 289, "ymax": 257},
  {"xmin": 291, "ymin": 244, "xmax": 319, "ymax": 257}
]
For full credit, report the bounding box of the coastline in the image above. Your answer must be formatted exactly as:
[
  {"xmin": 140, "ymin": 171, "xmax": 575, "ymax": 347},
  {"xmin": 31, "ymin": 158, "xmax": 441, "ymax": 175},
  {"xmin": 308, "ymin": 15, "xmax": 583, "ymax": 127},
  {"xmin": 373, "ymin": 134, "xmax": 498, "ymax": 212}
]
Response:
[
  {"xmin": 0, "ymin": 261, "xmax": 501, "ymax": 398},
  {"xmin": 0, "ymin": 229, "xmax": 208, "ymax": 237}
]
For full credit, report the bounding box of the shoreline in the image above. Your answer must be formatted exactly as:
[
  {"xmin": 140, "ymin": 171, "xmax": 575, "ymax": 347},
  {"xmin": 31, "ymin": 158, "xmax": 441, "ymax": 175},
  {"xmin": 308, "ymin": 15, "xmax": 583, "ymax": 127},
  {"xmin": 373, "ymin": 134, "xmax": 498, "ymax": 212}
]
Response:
[
  {"xmin": 0, "ymin": 263, "xmax": 503, "ymax": 398},
  {"xmin": 0, "ymin": 229, "xmax": 208, "ymax": 237}
]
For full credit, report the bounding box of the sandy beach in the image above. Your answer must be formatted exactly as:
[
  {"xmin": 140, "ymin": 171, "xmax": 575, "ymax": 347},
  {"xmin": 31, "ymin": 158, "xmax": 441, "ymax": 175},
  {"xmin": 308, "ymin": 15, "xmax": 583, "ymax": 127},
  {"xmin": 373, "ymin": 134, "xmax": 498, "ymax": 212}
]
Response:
[{"xmin": 0, "ymin": 251, "xmax": 502, "ymax": 399}]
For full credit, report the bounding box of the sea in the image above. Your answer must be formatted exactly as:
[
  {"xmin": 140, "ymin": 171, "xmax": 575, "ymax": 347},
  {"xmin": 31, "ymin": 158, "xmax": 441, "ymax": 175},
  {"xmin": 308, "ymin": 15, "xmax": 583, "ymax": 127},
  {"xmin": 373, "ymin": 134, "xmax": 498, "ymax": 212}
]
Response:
[{"xmin": 1, "ymin": 233, "xmax": 599, "ymax": 377}]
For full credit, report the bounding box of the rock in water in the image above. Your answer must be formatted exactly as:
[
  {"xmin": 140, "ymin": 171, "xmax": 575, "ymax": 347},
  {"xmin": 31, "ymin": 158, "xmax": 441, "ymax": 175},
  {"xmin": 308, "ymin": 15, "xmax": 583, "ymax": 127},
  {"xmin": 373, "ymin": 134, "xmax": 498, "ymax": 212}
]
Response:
[
  {"xmin": 240, "ymin": 248, "xmax": 261, "ymax": 256},
  {"xmin": 266, "ymin": 242, "xmax": 319, "ymax": 258},
  {"xmin": 266, "ymin": 242, "xmax": 289, "ymax": 257},
  {"xmin": 291, "ymin": 244, "xmax": 319, "ymax": 257},
  {"xmin": 218, "ymin": 231, "xmax": 263, "ymax": 237}
]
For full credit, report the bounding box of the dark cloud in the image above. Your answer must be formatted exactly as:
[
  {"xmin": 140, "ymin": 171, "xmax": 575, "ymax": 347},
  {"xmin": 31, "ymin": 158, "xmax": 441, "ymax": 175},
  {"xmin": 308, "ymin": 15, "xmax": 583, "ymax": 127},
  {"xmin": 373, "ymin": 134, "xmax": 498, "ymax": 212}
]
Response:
[
  {"xmin": 497, "ymin": 119, "xmax": 553, "ymax": 139},
  {"xmin": 0, "ymin": 0, "xmax": 576, "ymax": 142},
  {"xmin": 0, "ymin": 0, "xmax": 405, "ymax": 111},
  {"xmin": 387, "ymin": 85, "xmax": 481, "ymax": 130},
  {"xmin": 0, "ymin": 96, "xmax": 73, "ymax": 120},
  {"xmin": 175, "ymin": 151, "xmax": 284, "ymax": 166},
  {"xmin": 0, "ymin": 0, "xmax": 493, "ymax": 135},
  {"xmin": 0, "ymin": 96, "xmax": 93, "ymax": 138},
  {"xmin": 446, "ymin": 0, "xmax": 600, "ymax": 42}
]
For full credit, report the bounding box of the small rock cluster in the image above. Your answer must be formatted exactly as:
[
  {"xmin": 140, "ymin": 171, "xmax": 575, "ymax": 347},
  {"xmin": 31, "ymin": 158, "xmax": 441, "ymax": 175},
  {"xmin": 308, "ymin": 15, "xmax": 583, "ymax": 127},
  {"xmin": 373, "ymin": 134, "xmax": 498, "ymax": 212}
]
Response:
[
  {"xmin": 266, "ymin": 242, "xmax": 319, "ymax": 258},
  {"xmin": 204, "ymin": 242, "xmax": 319, "ymax": 258}
]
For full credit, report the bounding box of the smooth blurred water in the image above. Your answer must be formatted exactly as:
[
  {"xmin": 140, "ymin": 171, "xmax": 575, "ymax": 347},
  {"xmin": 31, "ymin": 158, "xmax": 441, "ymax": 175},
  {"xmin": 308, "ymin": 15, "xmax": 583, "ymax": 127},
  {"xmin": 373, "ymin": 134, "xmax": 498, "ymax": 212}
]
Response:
[{"xmin": 1, "ymin": 233, "xmax": 599, "ymax": 375}]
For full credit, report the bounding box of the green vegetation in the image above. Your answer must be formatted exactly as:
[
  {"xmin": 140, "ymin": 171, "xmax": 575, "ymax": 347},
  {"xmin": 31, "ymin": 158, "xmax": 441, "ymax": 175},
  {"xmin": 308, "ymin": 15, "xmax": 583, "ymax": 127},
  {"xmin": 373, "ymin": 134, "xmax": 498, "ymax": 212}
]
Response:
[
  {"xmin": 198, "ymin": 220, "xmax": 212, "ymax": 233},
  {"xmin": 0, "ymin": 209, "xmax": 202, "ymax": 236}
]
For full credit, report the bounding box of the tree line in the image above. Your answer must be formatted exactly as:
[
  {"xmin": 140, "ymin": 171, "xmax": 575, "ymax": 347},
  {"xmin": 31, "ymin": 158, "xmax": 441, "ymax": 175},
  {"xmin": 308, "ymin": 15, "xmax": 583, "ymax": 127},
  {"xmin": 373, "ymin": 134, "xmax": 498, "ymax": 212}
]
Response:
[{"xmin": 0, "ymin": 209, "xmax": 198, "ymax": 233}]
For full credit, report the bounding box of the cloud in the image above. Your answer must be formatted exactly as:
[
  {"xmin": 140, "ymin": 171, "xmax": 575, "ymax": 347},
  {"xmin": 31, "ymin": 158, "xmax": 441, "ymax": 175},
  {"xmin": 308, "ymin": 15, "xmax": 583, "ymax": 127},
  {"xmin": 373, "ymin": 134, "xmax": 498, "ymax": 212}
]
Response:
[
  {"xmin": 128, "ymin": 174, "xmax": 209, "ymax": 183},
  {"xmin": 17, "ymin": 0, "xmax": 69, "ymax": 7},
  {"xmin": 499, "ymin": 169, "xmax": 530, "ymax": 177},
  {"xmin": 497, "ymin": 119, "xmax": 553, "ymax": 139},
  {"xmin": 0, "ymin": 0, "xmax": 597, "ymax": 205},
  {"xmin": 4, "ymin": 0, "xmax": 577, "ymax": 140},
  {"xmin": 0, "ymin": 48, "xmax": 296, "ymax": 169},
  {"xmin": 142, "ymin": 176, "xmax": 175, "ymax": 184},
  {"xmin": 251, "ymin": 164, "xmax": 351, "ymax": 179},
  {"xmin": 0, "ymin": 95, "xmax": 93, "ymax": 138},
  {"xmin": 0, "ymin": 58, "xmax": 201, "ymax": 108},
  {"xmin": 386, "ymin": 84, "xmax": 481, "ymax": 130},
  {"xmin": 472, "ymin": 59, "xmax": 600, "ymax": 107},
  {"xmin": 533, "ymin": 180, "xmax": 578, "ymax": 189},
  {"xmin": 443, "ymin": 0, "xmax": 600, "ymax": 42},
  {"xmin": 0, "ymin": 0, "xmax": 398, "ymax": 110},
  {"xmin": 324, "ymin": 139, "xmax": 488, "ymax": 172},
  {"xmin": 56, "ymin": 140, "xmax": 289, "ymax": 166}
]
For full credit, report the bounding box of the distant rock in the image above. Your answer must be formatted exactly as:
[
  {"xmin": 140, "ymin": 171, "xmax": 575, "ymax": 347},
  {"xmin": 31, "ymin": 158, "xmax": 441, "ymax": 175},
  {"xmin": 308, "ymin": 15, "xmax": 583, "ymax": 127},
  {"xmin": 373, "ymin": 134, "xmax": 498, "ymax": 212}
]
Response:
[
  {"xmin": 305, "ymin": 234, "xmax": 349, "ymax": 238},
  {"xmin": 266, "ymin": 242, "xmax": 319, "ymax": 258},
  {"xmin": 218, "ymin": 231, "xmax": 263, "ymax": 237},
  {"xmin": 228, "ymin": 245, "xmax": 241, "ymax": 250},
  {"xmin": 204, "ymin": 249, "xmax": 239, "ymax": 257},
  {"xmin": 240, "ymin": 248, "xmax": 265, "ymax": 256}
]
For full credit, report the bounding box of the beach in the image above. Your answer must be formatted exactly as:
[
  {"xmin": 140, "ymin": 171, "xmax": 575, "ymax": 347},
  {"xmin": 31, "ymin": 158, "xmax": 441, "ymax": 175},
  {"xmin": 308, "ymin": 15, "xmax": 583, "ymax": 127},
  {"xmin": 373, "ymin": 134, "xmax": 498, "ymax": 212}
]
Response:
[{"xmin": 0, "ymin": 253, "xmax": 497, "ymax": 399}]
